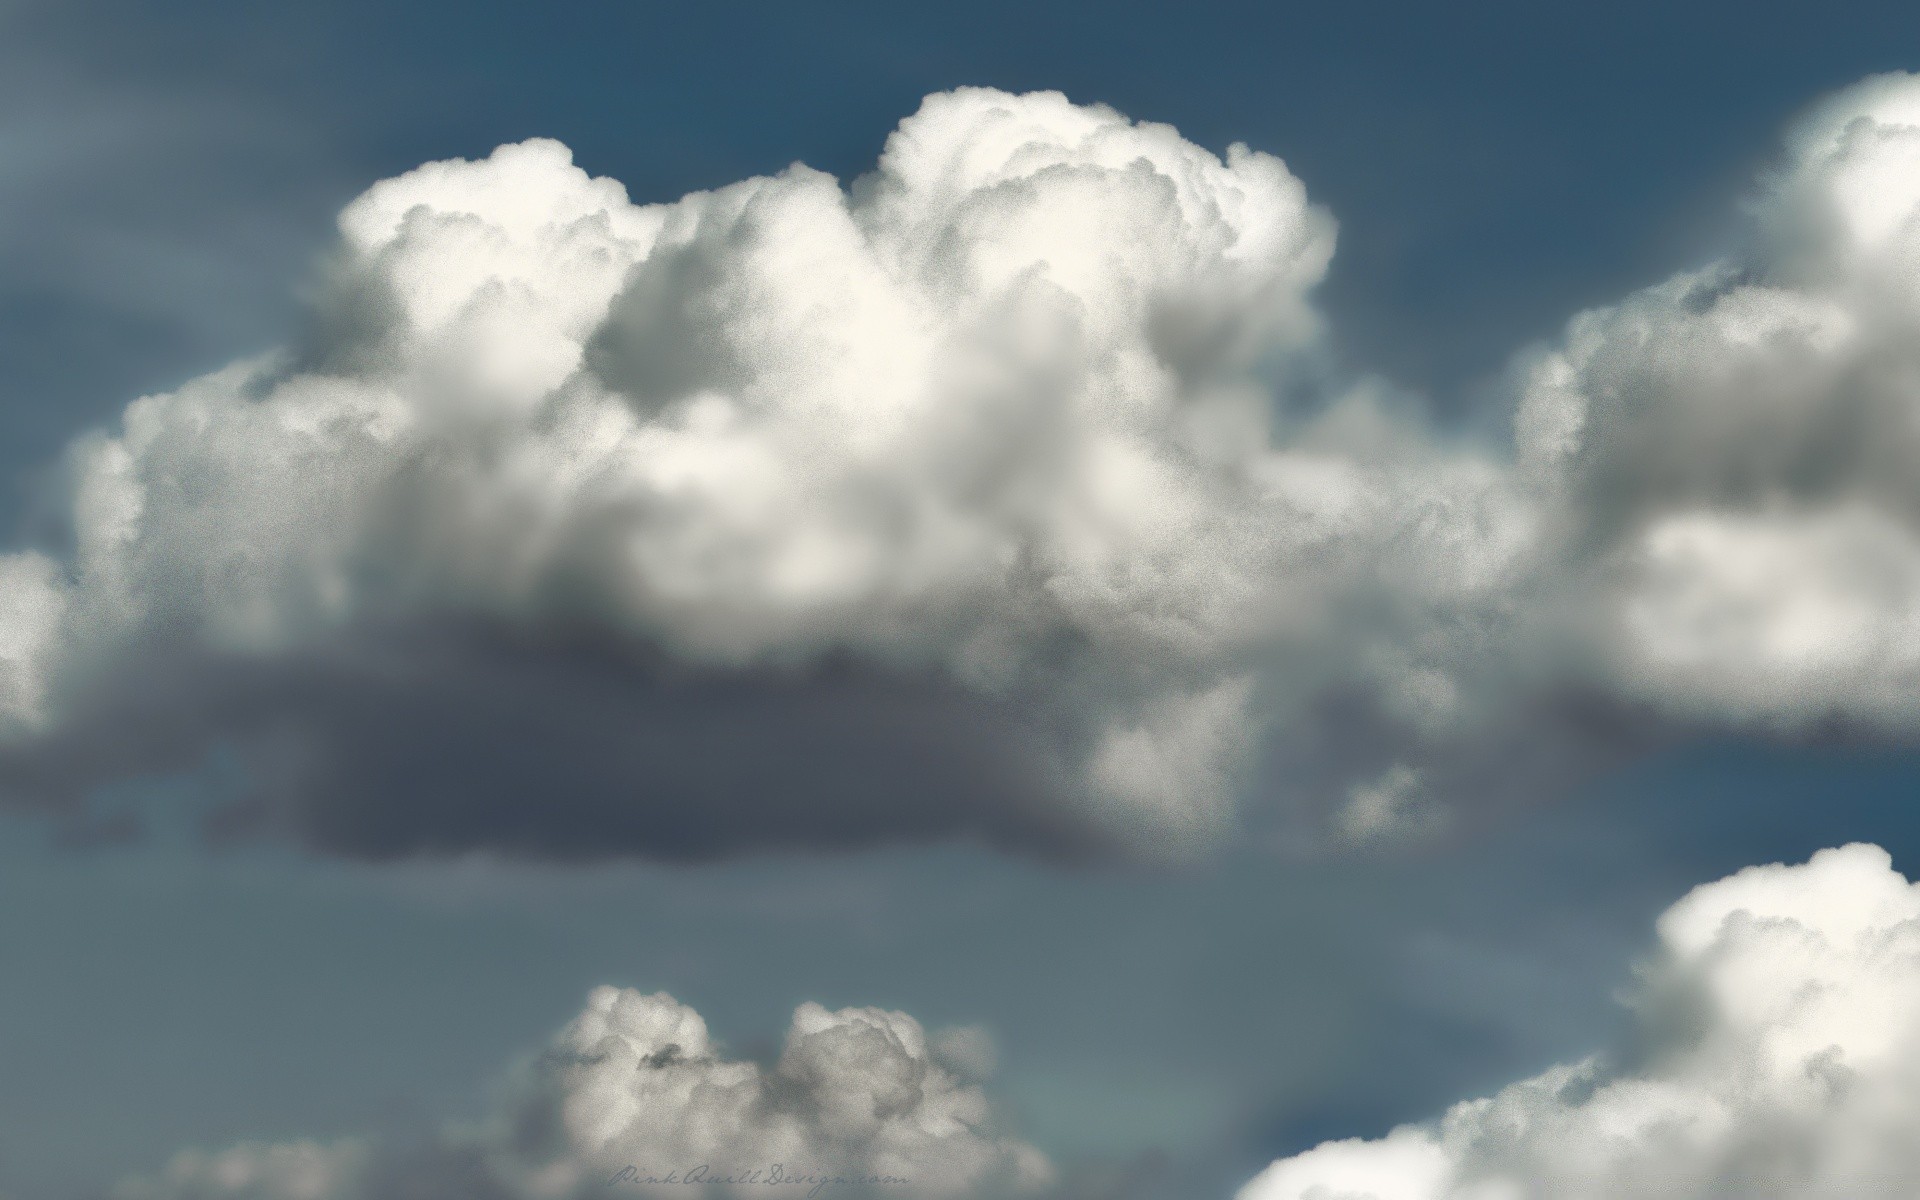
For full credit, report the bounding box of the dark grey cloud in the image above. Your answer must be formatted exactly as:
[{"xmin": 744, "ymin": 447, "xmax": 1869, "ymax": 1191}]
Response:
[{"xmin": 0, "ymin": 621, "xmax": 1094, "ymax": 860}]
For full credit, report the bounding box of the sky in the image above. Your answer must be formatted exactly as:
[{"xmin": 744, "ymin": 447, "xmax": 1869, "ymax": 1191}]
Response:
[{"xmin": 9, "ymin": 3, "xmax": 1920, "ymax": 1199}]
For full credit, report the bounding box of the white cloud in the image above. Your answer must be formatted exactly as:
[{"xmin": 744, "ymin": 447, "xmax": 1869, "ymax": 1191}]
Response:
[
  {"xmin": 1239, "ymin": 843, "xmax": 1920, "ymax": 1200},
  {"xmin": 0, "ymin": 85, "xmax": 1526, "ymax": 860},
  {"xmin": 1614, "ymin": 506, "xmax": 1920, "ymax": 722},
  {"xmin": 10, "ymin": 74, "xmax": 1920, "ymax": 859},
  {"xmin": 115, "ymin": 988, "xmax": 1050, "ymax": 1200},
  {"xmin": 1516, "ymin": 70, "xmax": 1920, "ymax": 732},
  {"xmin": 0, "ymin": 551, "xmax": 62, "ymax": 735}
]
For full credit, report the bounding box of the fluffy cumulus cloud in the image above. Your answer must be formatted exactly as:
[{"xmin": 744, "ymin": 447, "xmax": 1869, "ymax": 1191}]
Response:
[
  {"xmin": 1316, "ymin": 68, "xmax": 1920, "ymax": 827},
  {"xmin": 0, "ymin": 85, "xmax": 1527, "ymax": 859},
  {"xmin": 1240, "ymin": 843, "xmax": 1920, "ymax": 1199},
  {"xmin": 115, "ymin": 988, "xmax": 1050, "ymax": 1200},
  {"xmin": 8, "ymin": 74, "xmax": 1920, "ymax": 860},
  {"xmin": 1514, "ymin": 71, "xmax": 1920, "ymax": 729}
]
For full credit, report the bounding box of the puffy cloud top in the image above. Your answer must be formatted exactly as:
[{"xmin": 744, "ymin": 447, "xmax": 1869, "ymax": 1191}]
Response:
[
  {"xmin": 115, "ymin": 988, "xmax": 1049, "ymax": 1200},
  {"xmin": 1238, "ymin": 843, "xmax": 1920, "ymax": 1200}
]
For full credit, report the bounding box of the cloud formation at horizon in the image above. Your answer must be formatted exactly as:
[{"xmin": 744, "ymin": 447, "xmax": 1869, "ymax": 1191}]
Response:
[
  {"xmin": 109, "ymin": 842, "xmax": 1920, "ymax": 1200},
  {"xmin": 114, "ymin": 988, "xmax": 1049, "ymax": 1200},
  {"xmin": 3, "ymin": 75, "xmax": 1920, "ymax": 861}
]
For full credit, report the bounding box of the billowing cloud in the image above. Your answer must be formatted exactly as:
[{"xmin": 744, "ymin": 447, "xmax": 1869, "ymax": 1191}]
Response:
[
  {"xmin": 114, "ymin": 988, "xmax": 1050, "ymax": 1200},
  {"xmin": 0, "ymin": 86, "xmax": 1524, "ymax": 860},
  {"xmin": 8, "ymin": 74, "xmax": 1920, "ymax": 861},
  {"xmin": 1514, "ymin": 71, "xmax": 1920, "ymax": 730},
  {"xmin": 1238, "ymin": 842, "xmax": 1920, "ymax": 1199}
]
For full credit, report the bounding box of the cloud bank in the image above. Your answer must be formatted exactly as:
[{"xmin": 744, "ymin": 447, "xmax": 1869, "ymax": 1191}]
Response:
[
  {"xmin": 5, "ymin": 75, "xmax": 1920, "ymax": 859},
  {"xmin": 1238, "ymin": 842, "xmax": 1920, "ymax": 1199},
  {"xmin": 115, "ymin": 988, "xmax": 1049, "ymax": 1200}
]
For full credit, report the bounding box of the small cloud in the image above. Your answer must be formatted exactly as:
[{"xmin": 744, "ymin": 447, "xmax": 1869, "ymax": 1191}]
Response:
[
  {"xmin": 1334, "ymin": 765, "xmax": 1444, "ymax": 845},
  {"xmin": 115, "ymin": 988, "xmax": 1050, "ymax": 1199}
]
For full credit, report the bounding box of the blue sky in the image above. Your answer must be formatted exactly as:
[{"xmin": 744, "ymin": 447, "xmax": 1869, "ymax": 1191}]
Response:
[{"xmin": 8, "ymin": 3, "xmax": 1920, "ymax": 1199}]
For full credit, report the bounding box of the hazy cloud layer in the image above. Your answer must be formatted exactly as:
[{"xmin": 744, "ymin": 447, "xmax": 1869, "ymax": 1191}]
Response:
[
  {"xmin": 6, "ymin": 75, "xmax": 1920, "ymax": 859},
  {"xmin": 114, "ymin": 989, "xmax": 1049, "ymax": 1200},
  {"xmin": 1239, "ymin": 842, "xmax": 1920, "ymax": 1199}
]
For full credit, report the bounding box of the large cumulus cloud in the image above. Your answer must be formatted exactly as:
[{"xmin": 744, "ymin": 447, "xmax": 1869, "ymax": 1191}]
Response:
[
  {"xmin": 1238, "ymin": 842, "xmax": 1920, "ymax": 1199},
  {"xmin": 9, "ymin": 74, "xmax": 1920, "ymax": 860},
  {"xmin": 114, "ymin": 988, "xmax": 1050, "ymax": 1200},
  {"xmin": 0, "ymin": 85, "xmax": 1525, "ymax": 859}
]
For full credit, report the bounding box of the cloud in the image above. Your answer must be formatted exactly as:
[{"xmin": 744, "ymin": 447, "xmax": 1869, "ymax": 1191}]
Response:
[
  {"xmin": 1239, "ymin": 842, "xmax": 1920, "ymax": 1199},
  {"xmin": 114, "ymin": 1141, "xmax": 375, "ymax": 1200},
  {"xmin": 0, "ymin": 86, "xmax": 1525, "ymax": 860},
  {"xmin": 113, "ymin": 988, "xmax": 1051, "ymax": 1200},
  {"xmin": 9, "ymin": 74, "xmax": 1920, "ymax": 861},
  {"xmin": 1514, "ymin": 71, "xmax": 1920, "ymax": 731},
  {"xmin": 1333, "ymin": 764, "xmax": 1443, "ymax": 845},
  {"xmin": 1270, "ymin": 68, "xmax": 1920, "ymax": 834}
]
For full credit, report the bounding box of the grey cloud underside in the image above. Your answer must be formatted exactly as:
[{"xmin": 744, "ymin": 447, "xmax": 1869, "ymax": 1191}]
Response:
[
  {"xmin": 1, "ymin": 624, "xmax": 1100, "ymax": 860},
  {"xmin": 7, "ymin": 78, "xmax": 1920, "ymax": 860},
  {"xmin": 0, "ymin": 625, "xmax": 1707, "ymax": 860}
]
